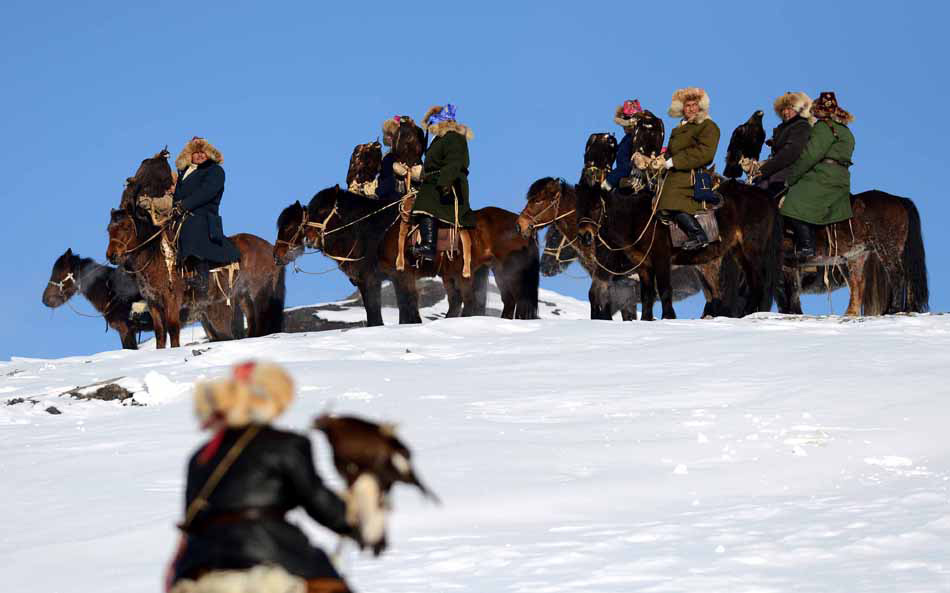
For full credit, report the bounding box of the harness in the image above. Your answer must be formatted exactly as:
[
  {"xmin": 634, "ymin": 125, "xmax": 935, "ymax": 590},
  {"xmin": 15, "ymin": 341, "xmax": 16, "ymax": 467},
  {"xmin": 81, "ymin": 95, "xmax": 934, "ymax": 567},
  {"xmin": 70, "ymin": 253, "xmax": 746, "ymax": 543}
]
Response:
[
  {"xmin": 48, "ymin": 272, "xmax": 78, "ymax": 293},
  {"xmin": 521, "ymin": 182, "xmax": 575, "ymax": 232}
]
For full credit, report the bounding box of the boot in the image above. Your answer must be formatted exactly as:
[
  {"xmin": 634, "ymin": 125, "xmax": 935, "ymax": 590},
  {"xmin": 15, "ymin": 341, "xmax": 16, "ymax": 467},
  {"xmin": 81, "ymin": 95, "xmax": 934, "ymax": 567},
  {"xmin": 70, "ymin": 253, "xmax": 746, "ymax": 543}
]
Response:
[
  {"xmin": 674, "ymin": 212, "xmax": 709, "ymax": 251},
  {"xmin": 186, "ymin": 259, "xmax": 210, "ymax": 297},
  {"xmin": 787, "ymin": 218, "xmax": 816, "ymax": 260},
  {"xmin": 412, "ymin": 215, "xmax": 437, "ymax": 261}
]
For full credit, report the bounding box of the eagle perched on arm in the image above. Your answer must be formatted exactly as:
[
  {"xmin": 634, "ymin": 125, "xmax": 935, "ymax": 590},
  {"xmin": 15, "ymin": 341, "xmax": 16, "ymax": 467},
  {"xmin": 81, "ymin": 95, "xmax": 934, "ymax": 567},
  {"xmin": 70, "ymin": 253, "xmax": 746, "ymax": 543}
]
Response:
[
  {"xmin": 345, "ymin": 141, "xmax": 382, "ymax": 188},
  {"xmin": 724, "ymin": 110, "xmax": 765, "ymax": 179},
  {"xmin": 313, "ymin": 413, "xmax": 440, "ymax": 556}
]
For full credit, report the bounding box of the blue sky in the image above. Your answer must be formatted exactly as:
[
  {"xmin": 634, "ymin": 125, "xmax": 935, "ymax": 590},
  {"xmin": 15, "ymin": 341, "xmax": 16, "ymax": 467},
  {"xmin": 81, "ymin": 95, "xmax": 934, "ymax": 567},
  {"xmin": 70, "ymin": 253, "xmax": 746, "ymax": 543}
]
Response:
[{"xmin": 2, "ymin": 0, "xmax": 946, "ymax": 360}]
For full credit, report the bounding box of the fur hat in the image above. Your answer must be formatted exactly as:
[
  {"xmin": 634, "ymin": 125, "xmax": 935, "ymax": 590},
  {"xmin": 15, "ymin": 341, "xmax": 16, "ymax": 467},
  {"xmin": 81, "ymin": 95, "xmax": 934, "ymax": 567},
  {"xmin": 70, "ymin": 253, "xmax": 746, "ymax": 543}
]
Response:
[
  {"xmin": 668, "ymin": 87, "xmax": 710, "ymax": 123},
  {"xmin": 194, "ymin": 361, "xmax": 294, "ymax": 428},
  {"xmin": 773, "ymin": 92, "xmax": 815, "ymax": 124},
  {"xmin": 422, "ymin": 105, "xmax": 474, "ymax": 140},
  {"xmin": 613, "ymin": 99, "xmax": 644, "ymax": 128},
  {"xmin": 811, "ymin": 91, "xmax": 854, "ymax": 124},
  {"xmin": 175, "ymin": 136, "xmax": 223, "ymax": 170},
  {"xmin": 382, "ymin": 115, "xmax": 414, "ymax": 147}
]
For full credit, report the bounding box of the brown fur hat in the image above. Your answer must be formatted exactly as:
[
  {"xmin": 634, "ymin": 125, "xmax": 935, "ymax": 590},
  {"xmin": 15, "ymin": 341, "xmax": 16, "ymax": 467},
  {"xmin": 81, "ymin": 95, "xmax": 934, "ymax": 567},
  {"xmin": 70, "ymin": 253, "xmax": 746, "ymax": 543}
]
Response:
[
  {"xmin": 194, "ymin": 361, "xmax": 294, "ymax": 428},
  {"xmin": 811, "ymin": 91, "xmax": 855, "ymax": 125},
  {"xmin": 175, "ymin": 136, "xmax": 223, "ymax": 170},
  {"xmin": 773, "ymin": 92, "xmax": 815, "ymax": 124},
  {"xmin": 382, "ymin": 115, "xmax": 415, "ymax": 147},
  {"xmin": 668, "ymin": 87, "xmax": 710, "ymax": 123},
  {"xmin": 422, "ymin": 105, "xmax": 474, "ymax": 140}
]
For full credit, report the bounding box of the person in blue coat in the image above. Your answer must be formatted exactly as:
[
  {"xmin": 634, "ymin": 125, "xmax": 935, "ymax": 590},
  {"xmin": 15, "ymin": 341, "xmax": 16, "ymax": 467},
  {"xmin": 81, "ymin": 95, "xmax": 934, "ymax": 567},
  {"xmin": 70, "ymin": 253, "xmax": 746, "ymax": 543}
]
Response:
[{"xmin": 602, "ymin": 99, "xmax": 661, "ymax": 194}]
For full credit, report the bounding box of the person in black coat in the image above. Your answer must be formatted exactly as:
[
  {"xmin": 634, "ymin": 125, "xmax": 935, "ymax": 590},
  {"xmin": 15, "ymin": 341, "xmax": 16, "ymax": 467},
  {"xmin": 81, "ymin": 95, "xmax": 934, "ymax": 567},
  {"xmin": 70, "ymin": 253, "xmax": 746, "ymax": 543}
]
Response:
[
  {"xmin": 754, "ymin": 92, "xmax": 815, "ymax": 197},
  {"xmin": 167, "ymin": 361, "xmax": 360, "ymax": 593},
  {"xmin": 172, "ymin": 137, "xmax": 241, "ymax": 297}
]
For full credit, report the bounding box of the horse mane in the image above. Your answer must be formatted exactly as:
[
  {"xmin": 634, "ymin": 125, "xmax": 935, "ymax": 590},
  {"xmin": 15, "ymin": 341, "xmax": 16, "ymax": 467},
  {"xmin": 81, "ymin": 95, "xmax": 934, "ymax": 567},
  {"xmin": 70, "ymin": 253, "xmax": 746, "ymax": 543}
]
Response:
[
  {"xmin": 309, "ymin": 186, "xmax": 398, "ymax": 235},
  {"xmin": 277, "ymin": 201, "xmax": 304, "ymax": 230}
]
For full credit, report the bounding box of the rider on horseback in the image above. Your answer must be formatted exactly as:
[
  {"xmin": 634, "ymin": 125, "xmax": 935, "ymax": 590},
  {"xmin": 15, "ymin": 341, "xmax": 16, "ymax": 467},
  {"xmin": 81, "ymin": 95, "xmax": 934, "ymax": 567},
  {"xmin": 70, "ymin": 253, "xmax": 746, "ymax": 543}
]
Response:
[
  {"xmin": 379, "ymin": 115, "xmax": 421, "ymax": 201},
  {"xmin": 753, "ymin": 92, "xmax": 815, "ymax": 198},
  {"xmin": 412, "ymin": 104, "xmax": 475, "ymax": 261},
  {"xmin": 656, "ymin": 87, "xmax": 720, "ymax": 251},
  {"xmin": 166, "ymin": 361, "xmax": 361, "ymax": 593},
  {"xmin": 602, "ymin": 99, "xmax": 648, "ymax": 194},
  {"xmin": 173, "ymin": 137, "xmax": 240, "ymax": 297},
  {"xmin": 781, "ymin": 92, "xmax": 855, "ymax": 259}
]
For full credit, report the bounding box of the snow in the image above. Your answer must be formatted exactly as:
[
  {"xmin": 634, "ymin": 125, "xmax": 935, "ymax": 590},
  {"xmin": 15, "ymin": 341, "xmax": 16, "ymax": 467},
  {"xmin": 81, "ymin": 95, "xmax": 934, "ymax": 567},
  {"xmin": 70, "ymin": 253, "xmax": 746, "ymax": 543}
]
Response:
[{"xmin": 2, "ymin": 306, "xmax": 950, "ymax": 592}]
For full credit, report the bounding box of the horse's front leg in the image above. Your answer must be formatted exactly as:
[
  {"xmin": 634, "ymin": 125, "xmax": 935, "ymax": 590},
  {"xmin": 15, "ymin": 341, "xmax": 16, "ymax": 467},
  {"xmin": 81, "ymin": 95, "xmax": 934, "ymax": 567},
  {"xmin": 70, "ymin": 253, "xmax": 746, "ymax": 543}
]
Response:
[
  {"xmin": 655, "ymin": 261, "xmax": 676, "ymax": 320},
  {"xmin": 458, "ymin": 277, "xmax": 478, "ymax": 317},
  {"xmin": 588, "ymin": 277, "xmax": 613, "ymax": 320},
  {"xmin": 638, "ymin": 266, "xmax": 657, "ymax": 321},
  {"xmin": 359, "ymin": 274, "xmax": 384, "ymax": 327},
  {"xmin": 149, "ymin": 303, "xmax": 167, "ymax": 349},
  {"xmin": 696, "ymin": 261, "xmax": 723, "ymax": 318},
  {"xmin": 845, "ymin": 252, "xmax": 870, "ymax": 316},
  {"xmin": 442, "ymin": 276, "xmax": 463, "ymax": 318},
  {"xmin": 611, "ymin": 278, "xmax": 638, "ymax": 321},
  {"xmin": 393, "ymin": 273, "xmax": 422, "ymax": 324},
  {"xmin": 166, "ymin": 295, "xmax": 182, "ymax": 348}
]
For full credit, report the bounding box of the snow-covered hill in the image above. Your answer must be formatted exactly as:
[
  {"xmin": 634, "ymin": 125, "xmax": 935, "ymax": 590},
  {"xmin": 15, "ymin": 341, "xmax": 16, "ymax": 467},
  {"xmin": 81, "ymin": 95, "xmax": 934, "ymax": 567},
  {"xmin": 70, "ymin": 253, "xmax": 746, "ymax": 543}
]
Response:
[{"xmin": 2, "ymin": 309, "xmax": 949, "ymax": 592}]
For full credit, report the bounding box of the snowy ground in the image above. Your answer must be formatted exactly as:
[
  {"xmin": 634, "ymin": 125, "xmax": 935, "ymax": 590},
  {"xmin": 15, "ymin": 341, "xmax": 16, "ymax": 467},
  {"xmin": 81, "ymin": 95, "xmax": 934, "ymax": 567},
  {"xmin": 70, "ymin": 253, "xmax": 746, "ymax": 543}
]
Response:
[{"xmin": 2, "ymin": 307, "xmax": 949, "ymax": 592}]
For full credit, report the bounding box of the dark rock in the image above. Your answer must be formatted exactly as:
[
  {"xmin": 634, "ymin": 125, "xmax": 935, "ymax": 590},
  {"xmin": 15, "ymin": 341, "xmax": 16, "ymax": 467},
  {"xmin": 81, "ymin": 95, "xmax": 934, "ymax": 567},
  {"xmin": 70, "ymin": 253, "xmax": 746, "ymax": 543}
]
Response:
[
  {"xmin": 68, "ymin": 383, "xmax": 133, "ymax": 402},
  {"xmin": 45, "ymin": 406, "xmax": 62, "ymax": 415}
]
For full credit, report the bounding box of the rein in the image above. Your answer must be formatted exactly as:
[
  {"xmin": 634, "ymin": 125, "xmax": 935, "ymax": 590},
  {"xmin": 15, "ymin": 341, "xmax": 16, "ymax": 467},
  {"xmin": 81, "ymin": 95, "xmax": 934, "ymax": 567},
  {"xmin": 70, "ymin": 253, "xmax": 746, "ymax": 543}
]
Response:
[{"xmin": 522, "ymin": 183, "xmax": 575, "ymax": 231}]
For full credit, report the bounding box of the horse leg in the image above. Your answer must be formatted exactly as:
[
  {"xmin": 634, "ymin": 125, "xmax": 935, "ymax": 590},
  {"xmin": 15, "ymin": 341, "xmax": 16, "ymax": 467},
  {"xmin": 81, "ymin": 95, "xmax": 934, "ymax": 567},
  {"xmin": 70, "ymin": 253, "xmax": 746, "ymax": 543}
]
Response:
[
  {"xmin": 117, "ymin": 323, "xmax": 138, "ymax": 350},
  {"xmin": 588, "ymin": 278, "xmax": 613, "ymax": 320},
  {"xmin": 150, "ymin": 304, "xmax": 166, "ymax": 349},
  {"xmin": 459, "ymin": 277, "xmax": 479, "ymax": 317},
  {"xmin": 359, "ymin": 276, "xmax": 384, "ymax": 327},
  {"xmin": 442, "ymin": 276, "xmax": 463, "ymax": 318},
  {"xmin": 166, "ymin": 298, "xmax": 182, "ymax": 348},
  {"xmin": 695, "ymin": 262, "xmax": 723, "ymax": 318},
  {"xmin": 655, "ymin": 262, "xmax": 676, "ymax": 320},
  {"xmin": 611, "ymin": 279, "xmax": 637, "ymax": 321},
  {"xmin": 736, "ymin": 251, "xmax": 767, "ymax": 316},
  {"xmin": 845, "ymin": 253, "xmax": 870, "ymax": 316},
  {"xmin": 638, "ymin": 267, "xmax": 656, "ymax": 321},
  {"xmin": 393, "ymin": 274, "xmax": 422, "ymax": 324}
]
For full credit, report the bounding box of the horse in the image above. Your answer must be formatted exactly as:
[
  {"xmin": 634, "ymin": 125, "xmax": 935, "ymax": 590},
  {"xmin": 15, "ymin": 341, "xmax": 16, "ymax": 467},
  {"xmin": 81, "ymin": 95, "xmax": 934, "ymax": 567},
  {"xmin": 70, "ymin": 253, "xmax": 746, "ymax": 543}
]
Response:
[
  {"xmin": 274, "ymin": 186, "xmax": 540, "ymax": 323},
  {"xmin": 773, "ymin": 190, "xmax": 928, "ymax": 315},
  {"xmin": 572, "ymin": 124, "xmax": 781, "ymax": 319},
  {"xmin": 42, "ymin": 248, "xmax": 241, "ymax": 348}
]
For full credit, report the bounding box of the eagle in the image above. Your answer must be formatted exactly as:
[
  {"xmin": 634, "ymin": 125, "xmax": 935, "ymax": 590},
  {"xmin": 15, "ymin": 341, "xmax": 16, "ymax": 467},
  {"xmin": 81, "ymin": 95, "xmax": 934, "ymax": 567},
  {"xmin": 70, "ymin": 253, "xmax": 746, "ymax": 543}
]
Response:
[
  {"xmin": 313, "ymin": 413, "xmax": 439, "ymax": 556},
  {"xmin": 345, "ymin": 141, "xmax": 382, "ymax": 188},
  {"xmin": 724, "ymin": 110, "xmax": 765, "ymax": 179},
  {"xmin": 584, "ymin": 132, "xmax": 617, "ymax": 169},
  {"xmin": 628, "ymin": 110, "xmax": 666, "ymax": 157},
  {"xmin": 390, "ymin": 117, "xmax": 426, "ymax": 167}
]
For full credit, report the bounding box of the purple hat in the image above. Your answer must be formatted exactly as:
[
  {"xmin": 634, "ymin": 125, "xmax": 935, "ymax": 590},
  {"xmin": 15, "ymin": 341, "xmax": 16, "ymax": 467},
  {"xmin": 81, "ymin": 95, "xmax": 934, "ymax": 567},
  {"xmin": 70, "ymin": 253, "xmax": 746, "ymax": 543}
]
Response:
[{"xmin": 427, "ymin": 103, "xmax": 457, "ymax": 125}]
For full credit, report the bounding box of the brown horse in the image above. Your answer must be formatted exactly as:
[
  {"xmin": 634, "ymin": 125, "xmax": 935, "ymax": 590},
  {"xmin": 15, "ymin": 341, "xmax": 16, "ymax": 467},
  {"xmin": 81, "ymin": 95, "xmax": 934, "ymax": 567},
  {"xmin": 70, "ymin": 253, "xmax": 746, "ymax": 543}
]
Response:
[
  {"xmin": 107, "ymin": 209, "xmax": 285, "ymax": 347},
  {"xmin": 274, "ymin": 186, "xmax": 540, "ymax": 323},
  {"xmin": 773, "ymin": 190, "xmax": 928, "ymax": 315},
  {"xmin": 42, "ymin": 248, "xmax": 241, "ymax": 349}
]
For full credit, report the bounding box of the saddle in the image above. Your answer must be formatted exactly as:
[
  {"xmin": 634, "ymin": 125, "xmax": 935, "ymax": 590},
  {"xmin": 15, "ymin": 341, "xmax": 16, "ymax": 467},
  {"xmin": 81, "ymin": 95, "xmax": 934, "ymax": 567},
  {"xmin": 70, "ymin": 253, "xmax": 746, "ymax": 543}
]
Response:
[
  {"xmin": 666, "ymin": 199, "xmax": 724, "ymax": 249},
  {"xmin": 395, "ymin": 193, "xmax": 472, "ymax": 277}
]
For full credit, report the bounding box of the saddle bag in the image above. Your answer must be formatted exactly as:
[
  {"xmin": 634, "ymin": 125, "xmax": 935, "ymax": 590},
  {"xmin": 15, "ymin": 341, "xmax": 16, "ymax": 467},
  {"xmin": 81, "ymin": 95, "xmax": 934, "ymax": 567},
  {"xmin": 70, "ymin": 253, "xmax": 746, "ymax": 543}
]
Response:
[{"xmin": 692, "ymin": 169, "xmax": 722, "ymax": 206}]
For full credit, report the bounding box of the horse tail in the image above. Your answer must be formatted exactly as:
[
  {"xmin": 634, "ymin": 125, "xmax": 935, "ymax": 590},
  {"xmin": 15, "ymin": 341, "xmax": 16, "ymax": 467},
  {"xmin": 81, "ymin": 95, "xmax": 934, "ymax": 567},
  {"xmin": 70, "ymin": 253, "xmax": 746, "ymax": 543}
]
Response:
[
  {"xmin": 259, "ymin": 265, "xmax": 287, "ymax": 335},
  {"xmin": 515, "ymin": 239, "xmax": 540, "ymax": 320},
  {"xmin": 897, "ymin": 197, "xmax": 929, "ymax": 313},
  {"xmin": 471, "ymin": 266, "xmax": 489, "ymax": 316}
]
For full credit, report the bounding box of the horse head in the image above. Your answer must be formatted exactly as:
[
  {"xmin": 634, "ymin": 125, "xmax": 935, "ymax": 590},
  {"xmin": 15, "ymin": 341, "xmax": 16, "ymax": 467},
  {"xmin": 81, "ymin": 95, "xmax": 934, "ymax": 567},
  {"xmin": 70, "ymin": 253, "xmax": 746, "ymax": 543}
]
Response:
[
  {"xmin": 540, "ymin": 224, "xmax": 578, "ymax": 276},
  {"xmin": 346, "ymin": 141, "xmax": 383, "ymax": 187},
  {"xmin": 274, "ymin": 200, "xmax": 307, "ymax": 265},
  {"xmin": 390, "ymin": 117, "xmax": 426, "ymax": 167},
  {"xmin": 42, "ymin": 248, "xmax": 81, "ymax": 307},
  {"xmin": 582, "ymin": 133, "xmax": 617, "ymax": 187},
  {"xmin": 106, "ymin": 208, "xmax": 139, "ymax": 265},
  {"xmin": 517, "ymin": 177, "xmax": 567, "ymax": 239},
  {"xmin": 724, "ymin": 109, "xmax": 766, "ymax": 178}
]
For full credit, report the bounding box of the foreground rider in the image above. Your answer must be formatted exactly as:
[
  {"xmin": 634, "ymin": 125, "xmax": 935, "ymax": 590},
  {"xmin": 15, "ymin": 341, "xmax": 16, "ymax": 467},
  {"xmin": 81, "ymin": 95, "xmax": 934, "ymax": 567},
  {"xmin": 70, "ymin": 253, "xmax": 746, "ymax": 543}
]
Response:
[
  {"xmin": 656, "ymin": 87, "xmax": 720, "ymax": 250},
  {"xmin": 173, "ymin": 137, "xmax": 240, "ymax": 296},
  {"xmin": 603, "ymin": 99, "xmax": 648, "ymax": 194},
  {"xmin": 412, "ymin": 104, "xmax": 475, "ymax": 260},
  {"xmin": 166, "ymin": 361, "xmax": 360, "ymax": 593},
  {"xmin": 753, "ymin": 92, "xmax": 814, "ymax": 198},
  {"xmin": 780, "ymin": 91, "xmax": 855, "ymax": 259},
  {"xmin": 378, "ymin": 115, "xmax": 421, "ymax": 202}
]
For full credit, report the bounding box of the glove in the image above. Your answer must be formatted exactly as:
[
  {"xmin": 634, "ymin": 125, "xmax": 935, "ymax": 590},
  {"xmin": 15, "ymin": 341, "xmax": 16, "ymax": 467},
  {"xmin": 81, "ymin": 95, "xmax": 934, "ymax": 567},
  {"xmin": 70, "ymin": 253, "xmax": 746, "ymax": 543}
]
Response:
[
  {"xmin": 392, "ymin": 162, "xmax": 408, "ymax": 176},
  {"xmin": 600, "ymin": 179, "xmax": 612, "ymax": 192},
  {"xmin": 664, "ymin": 158, "xmax": 674, "ymax": 170},
  {"xmin": 649, "ymin": 155, "xmax": 666, "ymax": 171},
  {"xmin": 740, "ymin": 157, "xmax": 763, "ymax": 180},
  {"xmin": 410, "ymin": 164, "xmax": 422, "ymax": 181},
  {"xmin": 171, "ymin": 203, "xmax": 187, "ymax": 219},
  {"xmin": 632, "ymin": 152, "xmax": 650, "ymax": 170}
]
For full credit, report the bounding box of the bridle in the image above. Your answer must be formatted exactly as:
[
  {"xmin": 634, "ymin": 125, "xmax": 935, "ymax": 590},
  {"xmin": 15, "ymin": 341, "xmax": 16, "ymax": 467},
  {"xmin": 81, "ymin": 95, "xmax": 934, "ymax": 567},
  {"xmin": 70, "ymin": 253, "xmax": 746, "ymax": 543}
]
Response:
[
  {"xmin": 276, "ymin": 204, "xmax": 339, "ymax": 253},
  {"xmin": 48, "ymin": 271, "xmax": 79, "ymax": 294},
  {"xmin": 521, "ymin": 181, "xmax": 573, "ymax": 233}
]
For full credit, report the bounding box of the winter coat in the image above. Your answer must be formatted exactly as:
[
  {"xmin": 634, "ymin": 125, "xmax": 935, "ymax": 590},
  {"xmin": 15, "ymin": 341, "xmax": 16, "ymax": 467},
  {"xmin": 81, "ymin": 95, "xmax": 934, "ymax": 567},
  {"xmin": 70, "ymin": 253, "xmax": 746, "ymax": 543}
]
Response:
[
  {"xmin": 781, "ymin": 120, "xmax": 854, "ymax": 225},
  {"xmin": 657, "ymin": 117, "xmax": 721, "ymax": 214},
  {"xmin": 758, "ymin": 115, "xmax": 812, "ymax": 185},
  {"xmin": 173, "ymin": 161, "xmax": 241, "ymax": 266},
  {"xmin": 414, "ymin": 123, "xmax": 476, "ymax": 227},
  {"xmin": 606, "ymin": 132, "xmax": 634, "ymax": 188},
  {"xmin": 375, "ymin": 152, "xmax": 400, "ymax": 201},
  {"xmin": 172, "ymin": 426, "xmax": 354, "ymax": 583}
]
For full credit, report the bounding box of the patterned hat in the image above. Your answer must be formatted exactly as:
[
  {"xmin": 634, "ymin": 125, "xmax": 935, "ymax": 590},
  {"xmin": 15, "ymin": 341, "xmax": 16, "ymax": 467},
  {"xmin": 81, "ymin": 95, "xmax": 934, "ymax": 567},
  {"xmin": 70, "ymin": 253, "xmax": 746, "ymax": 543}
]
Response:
[
  {"xmin": 613, "ymin": 99, "xmax": 643, "ymax": 127},
  {"xmin": 426, "ymin": 104, "xmax": 457, "ymax": 125},
  {"xmin": 811, "ymin": 91, "xmax": 854, "ymax": 124}
]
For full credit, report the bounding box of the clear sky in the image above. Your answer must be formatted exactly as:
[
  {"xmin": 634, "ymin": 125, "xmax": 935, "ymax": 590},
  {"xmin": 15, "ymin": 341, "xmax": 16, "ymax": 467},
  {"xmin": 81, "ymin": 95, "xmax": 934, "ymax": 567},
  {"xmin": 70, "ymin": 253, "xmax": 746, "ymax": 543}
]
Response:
[{"xmin": 2, "ymin": 0, "xmax": 946, "ymax": 360}]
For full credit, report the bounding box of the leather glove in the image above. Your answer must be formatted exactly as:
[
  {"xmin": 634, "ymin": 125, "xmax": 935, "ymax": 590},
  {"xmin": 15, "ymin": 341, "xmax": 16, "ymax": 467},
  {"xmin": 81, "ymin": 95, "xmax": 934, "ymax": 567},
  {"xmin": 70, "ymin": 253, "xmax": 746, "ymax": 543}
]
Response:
[
  {"xmin": 632, "ymin": 152, "xmax": 650, "ymax": 170},
  {"xmin": 650, "ymin": 155, "xmax": 666, "ymax": 171},
  {"xmin": 600, "ymin": 179, "xmax": 612, "ymax": 192},
  {"xmin": 410, "ymin": 164, "xmax": 422, "ymax": 181},
  {"xmin": 392, "ymin": 162, "xmax": 408, "ymax": 176}
]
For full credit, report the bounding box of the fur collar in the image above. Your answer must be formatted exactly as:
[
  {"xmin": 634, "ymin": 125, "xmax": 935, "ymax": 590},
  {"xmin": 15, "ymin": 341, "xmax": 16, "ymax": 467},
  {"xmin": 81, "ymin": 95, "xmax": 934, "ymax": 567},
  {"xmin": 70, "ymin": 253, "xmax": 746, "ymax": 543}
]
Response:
[
  {"xmin": 668, "ymin": 87, "xmax": 710, "ymax": 123},
  {"xmin": 175, "ymin": 138, "xmax": 223, "ymax": 170},
  {"xmin": 429, "ymin": 120, "xmax": 474, "ymax": 140}
]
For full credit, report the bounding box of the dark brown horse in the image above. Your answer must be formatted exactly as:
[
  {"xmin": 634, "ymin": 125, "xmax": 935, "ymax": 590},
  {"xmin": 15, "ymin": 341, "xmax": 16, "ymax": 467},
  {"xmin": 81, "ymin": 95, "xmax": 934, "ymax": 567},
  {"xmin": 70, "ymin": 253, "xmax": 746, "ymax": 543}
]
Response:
[
  {"xmin": 42, "ymin": 248, "xmax": 241, "ymax": 348},
  {"xmin": 773, "ymin": 190, "xmax": 928, "ymax": 315},
  {"xmin": 274, "ymin": 187, "xmax": 539, "ymax": 323},
  {"xmin": 107, "ymin": 209, "xmax": 285, "ymax": 347}
]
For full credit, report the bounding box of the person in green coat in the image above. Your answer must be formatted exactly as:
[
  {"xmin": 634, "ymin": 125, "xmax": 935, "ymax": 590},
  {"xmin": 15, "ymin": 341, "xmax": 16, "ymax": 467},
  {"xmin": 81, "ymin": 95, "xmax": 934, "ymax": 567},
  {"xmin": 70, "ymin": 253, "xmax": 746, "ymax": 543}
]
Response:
[
  {"xmin": 412, "ymin": 103, "xmax": 475, "ymax": 260},
  {"xmin": 656, "ymin": 87, "xmax": 721, "ymax": 250},
  {"xmin": 781, "ymin": 91, "xmax": 855, "ymax": 258}
]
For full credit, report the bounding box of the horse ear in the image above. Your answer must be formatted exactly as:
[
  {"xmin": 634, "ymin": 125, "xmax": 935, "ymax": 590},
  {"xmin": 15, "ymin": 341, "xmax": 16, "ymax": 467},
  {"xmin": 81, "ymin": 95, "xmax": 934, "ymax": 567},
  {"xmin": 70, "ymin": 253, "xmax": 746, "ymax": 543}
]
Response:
[
  {"xmin": 295, "ymin": 199, "xmax": 301, "ymax": 207},
  {"xmin": 65, "ymin": 248, "xmax": 73, "ymax": 257}
]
